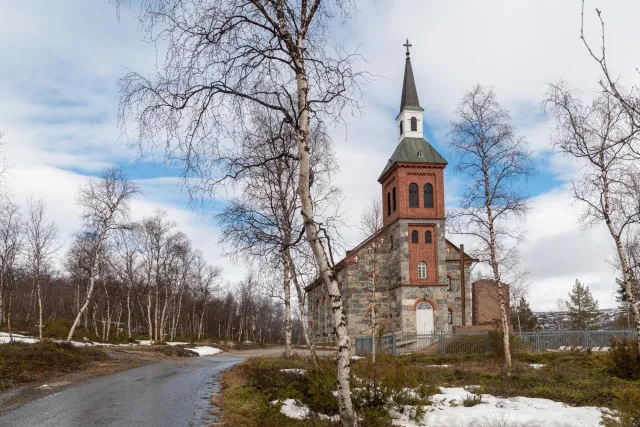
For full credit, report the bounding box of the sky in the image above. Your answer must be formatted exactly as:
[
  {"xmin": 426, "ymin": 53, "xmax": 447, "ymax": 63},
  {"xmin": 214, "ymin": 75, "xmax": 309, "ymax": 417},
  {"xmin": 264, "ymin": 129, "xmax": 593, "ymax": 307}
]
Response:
[{"xmin": 1, "ymin": 0, "xmax": 640, "ymax": 310}]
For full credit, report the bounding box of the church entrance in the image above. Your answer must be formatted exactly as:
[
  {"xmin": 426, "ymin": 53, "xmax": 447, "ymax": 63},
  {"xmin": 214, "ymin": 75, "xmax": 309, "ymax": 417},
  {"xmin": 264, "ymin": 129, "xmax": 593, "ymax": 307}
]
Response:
[{"xmin": 416, "ymin": 301, "xmax": 434, "ymax": 335}]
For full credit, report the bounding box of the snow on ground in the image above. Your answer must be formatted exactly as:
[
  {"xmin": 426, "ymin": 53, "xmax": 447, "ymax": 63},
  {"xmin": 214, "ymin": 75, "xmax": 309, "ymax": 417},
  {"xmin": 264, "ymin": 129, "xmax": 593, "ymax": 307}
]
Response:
[
  {"xmin": 350, "ymin": 356, "xmax": 364, "ymax": 360},
  {"xmin": 137, "ymin": 340, "xmax": 152, "ymax": 346},
  {"xmin": 274, "ymin": 399, "xmax": 339, "ymax": 422},
  {"xmin": 529, "ymin": 364, "xmax": 546, "ymax": 369},
  {"xmin": 188, "ymin": 346, "xmax": 222, "ymax": 356},
  {"xmin": 275, "ymin": 386, "xmax": 606, "ymax": 427},
  {"xmin": 166, "ymin": 342, "xmax": 190, "ymax": 346},
  {"xmin": 424, "ymin": 364, "xmax": 451, "ymax": 368},
  {"xmin": 280, "ymin": 369, "xmax": 306, "ymax": 375},
  {"xmin": 391, "ymin": 387, "xmax": 604, "ymax": 427},
  {"xmin": 0, "ymin": 332, "xmax": 38, "ymax": 344}
]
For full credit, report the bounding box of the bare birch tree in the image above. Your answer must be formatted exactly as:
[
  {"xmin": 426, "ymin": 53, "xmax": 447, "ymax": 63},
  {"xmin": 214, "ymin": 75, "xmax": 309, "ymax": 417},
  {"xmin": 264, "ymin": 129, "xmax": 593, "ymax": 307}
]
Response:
[
  {"xmin": 0, "ymin": 202, "xmax": 24, "ymax": 340},
  {"xmin": 544, "ymin": 84, "xmax": 640, "ymax": 347},
  {"xmin": 117, "ymin": 2, "xmax": 365, "ymax": 421},
  {"xmin": 448, "ymin": 85, "xmax": 534, "ymax": 371},
  {"xmin": 218, "ymin": 110, "xmax": 337, "ymax": 358},
  {"xmin": 25, "ymin": 198, "xmax": 59, "ymax": 340},
  {"xmin": 358, "ymin": 198, "xmax": 385, "ymax": 363},
  {"xmin": 67, "ymin": 167, "xmax": 139, "ymax": 341}
]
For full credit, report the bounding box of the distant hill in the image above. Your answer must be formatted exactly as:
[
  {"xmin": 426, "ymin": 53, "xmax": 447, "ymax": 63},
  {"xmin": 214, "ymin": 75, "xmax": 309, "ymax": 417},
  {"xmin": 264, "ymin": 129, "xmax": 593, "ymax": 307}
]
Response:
[{"xmin": 529, "ymin": 308, "xmax": 631, "ymax": 331}]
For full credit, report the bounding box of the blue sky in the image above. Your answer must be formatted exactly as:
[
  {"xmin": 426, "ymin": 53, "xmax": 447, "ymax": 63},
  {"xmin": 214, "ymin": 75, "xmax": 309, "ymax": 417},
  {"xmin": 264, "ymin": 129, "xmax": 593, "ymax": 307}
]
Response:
[{"xmin": 2, "ymin": 0, "xmax": 640, "ymax": 309}]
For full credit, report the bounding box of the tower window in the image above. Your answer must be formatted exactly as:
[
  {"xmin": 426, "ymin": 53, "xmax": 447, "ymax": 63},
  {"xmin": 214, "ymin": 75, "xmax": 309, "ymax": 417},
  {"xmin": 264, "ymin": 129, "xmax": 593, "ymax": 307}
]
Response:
[
  {"xmin": 418, "ymin": 261, "xmax": 427, "ymax": 279},
  {"xmin": 409, "ymin": 183, "xmax": 418, "ymax": 207},
  {"xmin": 392, "ymin": 188, "xmax": 397, "ymax": 211},
  {"xmin": 448, "ymin": 308, "xmax": 453, "ymax": 324},
  {"xmin": 417, "ymin": 150, "xmax": 424, "ymax": 158},
  {"xmin": 411, "ymin": 116, "xmax": 417, "ymax": 132},
  {"xmin": 447, "ymin": 276, "xmax": 452, "ymax": 291},
  {"xmin": 411, "ymin": 230, "xmax": 418, "ymax": 243},
  {"xmin": 399, "ymin": 120, "xmax": 403, "ymax": 135},
  {"xmin": 425, "ymin": 231, "xmax": 432, "ymax": 243},
  {"xmin": 387, "ymin": 192, "xmax": 391, "ymax": 216},
  {"xmin": 424, "ymin": 183, "xmax": 434, "ymax": 208}
]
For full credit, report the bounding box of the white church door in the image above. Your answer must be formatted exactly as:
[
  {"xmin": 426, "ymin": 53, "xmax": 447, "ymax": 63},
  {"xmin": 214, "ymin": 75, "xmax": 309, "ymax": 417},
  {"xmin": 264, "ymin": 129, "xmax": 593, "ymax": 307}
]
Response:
[{"xmin": 416, "ymin": 301, "xmax": 434, "ymax": 336}]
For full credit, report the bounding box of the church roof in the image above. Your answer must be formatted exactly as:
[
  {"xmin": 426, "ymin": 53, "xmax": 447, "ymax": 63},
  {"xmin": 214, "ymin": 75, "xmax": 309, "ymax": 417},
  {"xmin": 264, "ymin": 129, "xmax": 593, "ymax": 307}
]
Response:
[
  {"xmin": 399, "ymin": 57, "xmax": 423, "ymax": 113},
  {"xmin": 378, "ymin": 137, "xmax": 448, "ymax": 180}
]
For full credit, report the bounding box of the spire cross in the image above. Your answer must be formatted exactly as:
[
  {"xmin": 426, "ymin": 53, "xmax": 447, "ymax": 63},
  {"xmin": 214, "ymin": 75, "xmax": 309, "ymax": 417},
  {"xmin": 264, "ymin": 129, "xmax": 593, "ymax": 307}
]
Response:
[{"xmin": 403, "ymin": 39, "xmax": 412, "ymax": 58}]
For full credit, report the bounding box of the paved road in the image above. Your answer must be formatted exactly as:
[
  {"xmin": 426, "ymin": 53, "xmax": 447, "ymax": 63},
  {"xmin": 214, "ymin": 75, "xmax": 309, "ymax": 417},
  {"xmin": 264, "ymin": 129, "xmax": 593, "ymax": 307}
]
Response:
[{"xmin": 0, "ymin": 354, "xmax": 243, "ymax": 427}]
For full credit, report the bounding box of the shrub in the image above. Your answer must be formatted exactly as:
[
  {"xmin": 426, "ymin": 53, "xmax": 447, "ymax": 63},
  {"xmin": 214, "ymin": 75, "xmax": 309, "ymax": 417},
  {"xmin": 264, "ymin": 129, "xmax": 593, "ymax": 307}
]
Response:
[
  {"xmin": 462, "ymin": 394, "xmax": 482, "ymax": 407},
  {"xmin": 609, "ymin": 337, "xmax": 640, "ymax": 380},
  {"xmin": 43, "ymin": 318, "xmax": 70, "ymax": 338}
]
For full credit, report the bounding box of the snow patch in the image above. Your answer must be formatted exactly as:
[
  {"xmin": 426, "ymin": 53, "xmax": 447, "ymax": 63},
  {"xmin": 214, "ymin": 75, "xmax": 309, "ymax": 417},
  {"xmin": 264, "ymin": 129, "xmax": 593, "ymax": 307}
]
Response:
[
  {"xmin": 274, "ymin": 399, "xmax": 339, "ymax": 422},
  {"xmin": 188, "ymin": 346, "xmax": 222, "ymax": 356},
  {"xmin": 280, "ymin": 369, "xmax": 306, "ymax": 375},
  {"xmin": 166, "ymin": 342, "xmax": 190, "ymax": 346},
  {"xmin": 424, "ymin": 364, "xmax": 451, "ymax": 368},
  {"xmin": 0, "ymin": 332, "xmax": 38, "ymax": 344},
  {"xmin": 350, "ymin": 356, "xmax": 364, "ymax": 360},
  {"xmin": 529, "ymin": 364, "xmax": 546, "ymax": 369},
  {"xmin": 391, "ymin": 387, "xmax": 605, "ymax": 427}
]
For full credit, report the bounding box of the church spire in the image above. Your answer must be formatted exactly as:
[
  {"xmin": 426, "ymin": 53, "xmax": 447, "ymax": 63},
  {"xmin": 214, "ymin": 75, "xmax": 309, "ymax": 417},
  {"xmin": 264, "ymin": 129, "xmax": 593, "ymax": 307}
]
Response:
[{"xmin": 399, "ymin": 39, "xmax": 423, "ymax": 114}]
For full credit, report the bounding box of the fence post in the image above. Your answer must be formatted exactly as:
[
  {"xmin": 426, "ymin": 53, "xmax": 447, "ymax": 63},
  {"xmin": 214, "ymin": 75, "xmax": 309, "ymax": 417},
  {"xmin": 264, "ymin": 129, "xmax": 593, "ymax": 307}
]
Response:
[
  {"xmin": 536, "ymin": 331, "xmax": 541, "ymax": 352},
  {"xmin": 439, "ymin": 331, "xmax": 445, "ymax": 355},
  {"xmin": 584, "ymin": 330, "xmax": 589, "ymax": 351},
  {"xmin": 392, "ymin": 333, "xmax": 396, "ymax": 355}
]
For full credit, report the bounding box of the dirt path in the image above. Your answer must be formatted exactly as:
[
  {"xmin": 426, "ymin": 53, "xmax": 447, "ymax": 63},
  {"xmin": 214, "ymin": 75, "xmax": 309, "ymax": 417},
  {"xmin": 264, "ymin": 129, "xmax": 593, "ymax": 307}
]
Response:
[{"xmin": 225, "ymin": 345, "xmax": 335, "ymax": 357}]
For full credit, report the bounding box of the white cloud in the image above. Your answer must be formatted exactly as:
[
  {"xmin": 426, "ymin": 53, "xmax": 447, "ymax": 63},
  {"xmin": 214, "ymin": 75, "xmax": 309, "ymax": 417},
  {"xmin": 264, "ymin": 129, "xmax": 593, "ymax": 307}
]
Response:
[{"xmin": 2, "ymin": 0, "xmax": 639, "ymax": 308}]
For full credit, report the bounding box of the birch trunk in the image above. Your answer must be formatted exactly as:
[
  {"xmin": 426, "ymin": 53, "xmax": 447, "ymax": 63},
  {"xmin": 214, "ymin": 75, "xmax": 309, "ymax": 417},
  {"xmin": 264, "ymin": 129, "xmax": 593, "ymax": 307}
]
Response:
[
  {"xmin": 293, "ymin": 38, "xmax": 356, "ymax": 425},
  {"xmin": 147, "ymin": 291, "xmax": 153, "ymax": 344},
  {"xmin": 36, "ymin": 272, "xmax": 43, "ymax": 341},
  {"xmin": 127, "ymin": 288, "xmax": 132, "ymax": 339},
  {"xmin": 283, "ymin": 253, "xmax": 292, "ymax": 357},
  {"xmin": 289, "ymin": 255, "xmax": 318, "ymax": 365},
  {"xmin": 7, "ymin": 292, "xmax": 12, "ymax": 343},
  {"xmin": 67, "ymin": 232, "xmax": 106, "ymax": 341},
  {"xmin": 600, "ymin": 165, "xmax": 640, "ymax": 351}
]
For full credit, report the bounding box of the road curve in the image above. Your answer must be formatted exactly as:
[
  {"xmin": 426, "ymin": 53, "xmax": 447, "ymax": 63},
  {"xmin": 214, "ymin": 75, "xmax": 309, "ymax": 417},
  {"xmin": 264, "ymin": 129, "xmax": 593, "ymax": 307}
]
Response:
[{"xmin": 0, "ymin": 354, "xmax": 243, "ymax": 427}]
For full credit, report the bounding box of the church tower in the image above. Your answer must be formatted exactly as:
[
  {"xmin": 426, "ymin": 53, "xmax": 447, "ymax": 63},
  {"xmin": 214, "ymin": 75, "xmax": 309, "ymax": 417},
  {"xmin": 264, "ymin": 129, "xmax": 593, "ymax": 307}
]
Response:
[{"xmin": 378, "ymin": 40, "xmax": 448, "ymax": 286}]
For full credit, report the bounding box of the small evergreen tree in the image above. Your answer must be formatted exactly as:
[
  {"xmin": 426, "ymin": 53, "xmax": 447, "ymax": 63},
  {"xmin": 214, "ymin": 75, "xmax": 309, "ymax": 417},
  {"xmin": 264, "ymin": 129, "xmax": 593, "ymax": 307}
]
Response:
[
  {"xmin": 511, "ymin": 296, "xmax": 539, "ymax": 332},
  {"xmin": 561, "ymin": 280, "xmax": 600, "ymax": 330},
  {"xmin": 615, "ymin": 278, "xmax": 639, "ymax": 329}
]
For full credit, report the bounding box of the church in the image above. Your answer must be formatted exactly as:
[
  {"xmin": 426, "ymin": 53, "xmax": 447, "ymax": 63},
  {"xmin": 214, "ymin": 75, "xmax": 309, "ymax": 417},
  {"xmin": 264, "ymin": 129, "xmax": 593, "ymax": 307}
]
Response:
[{"xmin": 306, "ymin": 43, "xmax": 477, "ymax": 344}]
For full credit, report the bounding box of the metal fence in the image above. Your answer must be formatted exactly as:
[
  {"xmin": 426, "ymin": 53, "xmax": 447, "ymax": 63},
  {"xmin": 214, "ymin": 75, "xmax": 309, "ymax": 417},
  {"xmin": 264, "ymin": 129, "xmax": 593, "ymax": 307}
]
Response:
[{"xmin": 354, "ymin": 329, "xmax": 637, "ymax": 356}]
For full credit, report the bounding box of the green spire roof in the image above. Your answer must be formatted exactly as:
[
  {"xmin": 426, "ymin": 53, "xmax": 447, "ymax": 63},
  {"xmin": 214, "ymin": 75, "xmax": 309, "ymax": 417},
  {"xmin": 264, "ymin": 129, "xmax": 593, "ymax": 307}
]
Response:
[{"xmin": 378, "ymin": 137, "xmax": 447, "ymax": 180}]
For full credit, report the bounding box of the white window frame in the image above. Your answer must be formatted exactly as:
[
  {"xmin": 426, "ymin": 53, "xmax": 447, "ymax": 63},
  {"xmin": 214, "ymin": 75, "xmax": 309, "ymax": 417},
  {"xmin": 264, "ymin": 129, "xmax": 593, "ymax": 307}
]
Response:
[{"xmin": 418, "ymin": 261, "xmax": 427, "ymax": 279}]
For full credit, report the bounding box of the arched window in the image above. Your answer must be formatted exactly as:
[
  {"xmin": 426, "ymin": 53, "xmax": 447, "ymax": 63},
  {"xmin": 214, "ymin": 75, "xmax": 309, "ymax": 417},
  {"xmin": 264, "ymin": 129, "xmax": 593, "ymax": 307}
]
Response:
[
  {"xmin": 424, "ymin": 183, "xmax": 434, "ymax": 208},
  {"xmin": 399, "ymin": 120, "xmax": 403, "ymax": 136},
  {"xmin": 409, "ymin": 183, "xmax": 418, "ymax": 207},
  {"xmin": 425, "ymin": 231, "xmax": 432, "ymax": 244},
  {"xmin": 410, "ymin": 116, "xmax": 417, "ymax": 132},
  {"xmin": 447, "ymin": 276, "xmax": 452, "ymax": 291},
  {"xmin": 447, "ymin": 308, "xmax": 453, "ymax": 324},
  {"xmin": 418, "ymin": 261, "xmax": 427, "ymax": 279},
  {"xmin": 411, "ymin": 230, "xmax": 418, "ymax": 243},
  {"xmin": 390, "ymin": 235, "xmax": 394, "ymax": 250},
  {"xmin": 392, "ymin": 188, "xmax": 397, "ymax": 211},
  {"xmin": 387, "ymin": 192, "xmax": 391, "ymax": 216}
]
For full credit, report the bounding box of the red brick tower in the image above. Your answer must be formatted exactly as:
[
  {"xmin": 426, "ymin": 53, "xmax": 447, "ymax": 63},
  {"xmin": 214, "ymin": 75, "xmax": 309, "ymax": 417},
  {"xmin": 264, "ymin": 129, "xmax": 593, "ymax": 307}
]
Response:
[{"xmin": 378, "ymin": 41, "xmax": 448, "ymax": 286}]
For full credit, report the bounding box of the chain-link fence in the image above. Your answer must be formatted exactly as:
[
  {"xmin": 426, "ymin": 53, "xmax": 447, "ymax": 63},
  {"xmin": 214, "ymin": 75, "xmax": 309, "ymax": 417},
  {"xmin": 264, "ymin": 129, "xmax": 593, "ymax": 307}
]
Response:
[{"xmin": 354, "ymin": 329, "xmax": 637, "ymax": 356}]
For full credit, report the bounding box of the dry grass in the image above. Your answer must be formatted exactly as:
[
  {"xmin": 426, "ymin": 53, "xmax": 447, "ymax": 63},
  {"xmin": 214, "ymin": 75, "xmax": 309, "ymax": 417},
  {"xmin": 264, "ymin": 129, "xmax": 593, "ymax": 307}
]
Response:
[
  {"xmin": 0, "ymin": 341, "xmax": 108, "ymax": 391},
  {"xmin": 218, "ymin": 351, "xmax": 640, "ymax": 426}
]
